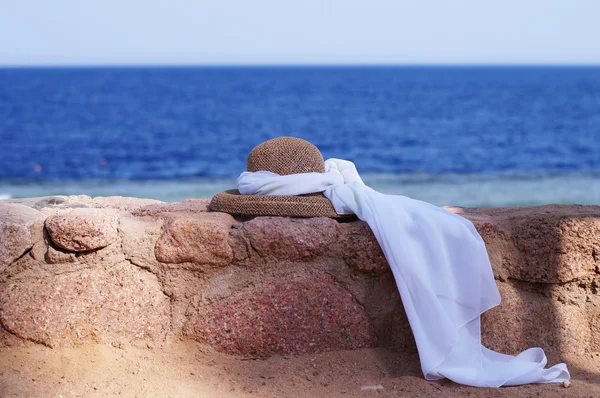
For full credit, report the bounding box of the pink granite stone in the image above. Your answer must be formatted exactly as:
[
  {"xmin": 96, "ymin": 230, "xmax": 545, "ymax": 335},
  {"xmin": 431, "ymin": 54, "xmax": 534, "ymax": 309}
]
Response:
[
  {"xmin": 460, "ymin": 205, "xmax": 600, "ymax": 283},
  {"xmin": 0, "ymin": 203, "xmax": 46, "ymax": 273},
  {"xmin": 388, "ymin": 301, "xmax": 418, "ymax": 354},
  {"xmin": 189, "ymin": 269, "xmax": 378, "ymax": 357},
  {"xmin": 337, "ymin": 221, "xmax": 388, "ymax": 273},
  {"xmin": 3, "ymin": 195, "xmax": 600, "ymax": 362},
  {"xmin": 480, "ymin": 281, "xmax": 589, "ymax": 360},
  {"xmin": 44, "ymin": 245, "xmax": 77, "ymax": 264},
  {"xmin": 89, "ymin": 196, "xmax": 165, "ymax": 212},
  {"xmin": 132, "ymin": 198, "xmax": 210, "ymax": 217},
  {"xmin": 0, "ymin": 325, "xmax": 25, "ymax": 347},
  {"xmin": 45, "ymin": 208, "xmax": 119, "ymax": 252},
  {"xmin": 241, "ymin": 217, "xmax": 340, "ymax": 262},
  {"xmin": 0, "ymin": 263, "xmax": 170, "ymax": 347},
  {"xmin": 228, "ymin": 227, "xmax": 251, "ymax": 264},
  {"xmin": 154, "ymin": 212, "xmax": 235, "ymax": 267},
  {"xmin": 120, "ymin": 215, "xmax": 164, "ymax": 272}
]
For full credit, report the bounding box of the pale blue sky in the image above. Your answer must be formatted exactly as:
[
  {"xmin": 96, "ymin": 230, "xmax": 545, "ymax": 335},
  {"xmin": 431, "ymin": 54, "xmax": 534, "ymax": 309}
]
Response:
[{"xmin": 1, "ymin": 0, "xmax": 599, "ymax": 65}]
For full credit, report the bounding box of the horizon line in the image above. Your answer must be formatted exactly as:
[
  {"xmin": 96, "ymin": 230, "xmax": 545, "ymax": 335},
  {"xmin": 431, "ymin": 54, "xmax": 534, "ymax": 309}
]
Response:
[{"xmin": 1, "ymin": 62, "xmax": 600, "ymax": 69}]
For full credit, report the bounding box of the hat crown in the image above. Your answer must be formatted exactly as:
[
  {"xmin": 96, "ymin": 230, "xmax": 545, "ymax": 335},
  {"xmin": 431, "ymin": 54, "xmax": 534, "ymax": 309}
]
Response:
[{"xmin": 246, "ymin": 136, "xmax": 325, "ymax": 175}]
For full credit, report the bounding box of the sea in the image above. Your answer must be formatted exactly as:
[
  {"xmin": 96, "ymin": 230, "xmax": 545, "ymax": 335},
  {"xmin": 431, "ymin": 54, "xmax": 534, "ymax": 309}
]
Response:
[{"xmin": 1, "ymin": 66, "xmax": 599, "ymax": 208}]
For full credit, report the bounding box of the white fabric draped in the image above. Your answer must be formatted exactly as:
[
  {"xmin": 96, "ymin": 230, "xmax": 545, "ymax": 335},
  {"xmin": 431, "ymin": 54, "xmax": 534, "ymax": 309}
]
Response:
[{"xmin": 237, "ymin": 158, "xmax": 570, "ymax": 387}]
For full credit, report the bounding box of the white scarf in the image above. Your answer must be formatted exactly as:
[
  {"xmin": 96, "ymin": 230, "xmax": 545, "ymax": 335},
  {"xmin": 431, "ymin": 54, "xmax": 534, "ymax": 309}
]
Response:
[{"xmin": 237, "ymin": 158, "xmax": 570, "ymax": 387}]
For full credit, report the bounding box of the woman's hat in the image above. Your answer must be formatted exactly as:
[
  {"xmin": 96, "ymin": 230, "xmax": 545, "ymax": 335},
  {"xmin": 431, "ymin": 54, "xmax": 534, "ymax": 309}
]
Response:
[{"xmin": 209, "ymin": 136, "xmax": 351, "ymax": 218}]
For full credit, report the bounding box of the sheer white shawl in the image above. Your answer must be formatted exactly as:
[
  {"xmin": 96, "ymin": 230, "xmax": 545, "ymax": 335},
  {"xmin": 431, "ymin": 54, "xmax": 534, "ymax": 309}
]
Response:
[{"xmin": 237, "ymin": 158, "xmax": 570, "ymax": 387}]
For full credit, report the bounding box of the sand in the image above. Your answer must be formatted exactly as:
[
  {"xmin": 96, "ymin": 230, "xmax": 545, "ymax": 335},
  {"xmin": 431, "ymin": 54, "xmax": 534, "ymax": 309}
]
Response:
[{"xmin": 1, "ymin": 342, "xmax": 597, "ymax": 397}]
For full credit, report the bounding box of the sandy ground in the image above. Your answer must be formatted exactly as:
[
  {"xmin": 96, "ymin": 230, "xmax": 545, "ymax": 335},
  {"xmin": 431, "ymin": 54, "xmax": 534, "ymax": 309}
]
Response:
[{"xmin": 0, "ymin": 342, "xmax": 598, "ymax": 398}]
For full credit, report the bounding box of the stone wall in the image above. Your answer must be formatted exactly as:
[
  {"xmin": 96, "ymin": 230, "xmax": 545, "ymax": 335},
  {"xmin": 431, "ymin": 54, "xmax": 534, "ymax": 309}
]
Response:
[{"xmin": 1, "ymin": 196, "xmax": 599, "ymax": 364}]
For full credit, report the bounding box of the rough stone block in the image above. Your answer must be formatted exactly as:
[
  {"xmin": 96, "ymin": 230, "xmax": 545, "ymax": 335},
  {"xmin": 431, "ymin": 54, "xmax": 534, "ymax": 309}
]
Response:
[
  {"xmin": 45, "ymin": 208, "xmax": 119, "ymax": 252},
  {"xmin": 337, "ymin": 221, "xmax": 388, "ymax": 273},
  {"xmin": 0, "ymin": 203, "xmax": 46, "ymax": 273},
  {"xmin": 241, "ymin": 216, "xmax": 340, "ymax": 262},
  {"xmin": 155, "ymin": 212, "xmax": 235, "ymax": 267},
  {"xmin": 0, "ymin": 263, "xmax": 170, "ymax": 347},
  {"xmin": 189, "ymin": 269, "xmax": 378, "ymax": 357}
]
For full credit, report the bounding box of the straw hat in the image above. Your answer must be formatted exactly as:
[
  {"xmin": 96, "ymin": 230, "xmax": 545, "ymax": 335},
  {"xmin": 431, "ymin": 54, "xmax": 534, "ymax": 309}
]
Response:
[{"xmin": 209, "ymin": 136, "xmax": 352, "ymax": 218}]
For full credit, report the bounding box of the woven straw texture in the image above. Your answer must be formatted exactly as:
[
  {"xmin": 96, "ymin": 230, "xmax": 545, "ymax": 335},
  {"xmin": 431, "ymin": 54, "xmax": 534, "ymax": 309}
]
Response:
[
  {"xmin": 210, "ymin": 189, "xmax": 348, "ymax": 218},
  {"xmin": 247, "ymin": 136, "xmax": 325, "ymax": 175},
  {"xmin": 209, "ymin": 136, "xmax": 353, "ymax": 218}
]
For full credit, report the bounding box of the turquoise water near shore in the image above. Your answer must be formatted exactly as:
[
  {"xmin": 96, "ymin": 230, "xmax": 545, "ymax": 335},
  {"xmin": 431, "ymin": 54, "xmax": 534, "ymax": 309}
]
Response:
[{"xmin": 2, "ymin": 171, "xmax": 599, "ymax": 208}]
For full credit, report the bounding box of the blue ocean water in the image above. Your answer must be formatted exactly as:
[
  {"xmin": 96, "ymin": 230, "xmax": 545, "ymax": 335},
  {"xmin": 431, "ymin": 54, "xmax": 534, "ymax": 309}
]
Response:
[{"xmin": 1, "ymin": 66, "xmax": 599, "ymax": 206}]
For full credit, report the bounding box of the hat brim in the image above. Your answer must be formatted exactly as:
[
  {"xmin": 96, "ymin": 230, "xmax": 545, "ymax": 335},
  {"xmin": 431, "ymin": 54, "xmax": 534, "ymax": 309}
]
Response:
[{"xmin": 209, "ymin": 189, "xmax": 355, "ymax": 219}]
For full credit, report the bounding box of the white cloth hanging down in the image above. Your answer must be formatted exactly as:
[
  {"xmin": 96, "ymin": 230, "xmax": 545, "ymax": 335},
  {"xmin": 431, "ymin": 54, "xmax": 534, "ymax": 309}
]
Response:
[{"xmin": 237, "ymin": 158, "xmax": 570, "ymax": 388}]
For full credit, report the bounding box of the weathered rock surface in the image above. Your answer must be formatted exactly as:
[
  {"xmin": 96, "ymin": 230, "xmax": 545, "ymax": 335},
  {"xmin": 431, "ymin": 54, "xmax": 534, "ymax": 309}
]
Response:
[
  {"xmin": 132, "ymin": 198, "xmax": 210, "ymax": 217},
  {"xmin": 154, "ymin": 212, "xmax": 235, "ymax": 267},
  {"xmin": 120, "ymin": 215, "xmax": 164, "ymax": 272},
  {"xmin": 1, "ymin": 196, "xmax": 600, "ymax": 369},
  {"xmin": 0, "ymin": 203, "xmax": 46, "ymax": 273},
  {"xmin": 0, "ymin": 263, "xmax": 170, "ymax": 348},
  {"xmin": 337, "ymin": 221, "xmax": 387, "ymax": 273},
  {"xmin": 241, "ymin": 216, "xmax": 340, "ymax": 262},
  {"xmin": 189, "ymin": 269, "xmax": 378, "ymax": 356},
  {"xmin": 45, "ymin": 245, "xmax": 77, "ymax": 264},
  {"xmin": 45, "ymin": 208, "xmax": 119, "ymax": 252},
  {"xmin": 456, "ymin": 205, "xmax": 600, "ymax": 283},
  {"xmin": 89, "ymin": 196, "xmax": 164, "ymax": 212}
]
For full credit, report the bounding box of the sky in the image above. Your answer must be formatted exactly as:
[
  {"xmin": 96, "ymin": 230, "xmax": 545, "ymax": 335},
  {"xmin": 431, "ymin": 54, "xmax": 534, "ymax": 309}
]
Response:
[{"xmin": 1, "ymin": 0, "xmax": 599, "ymax": 66}]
